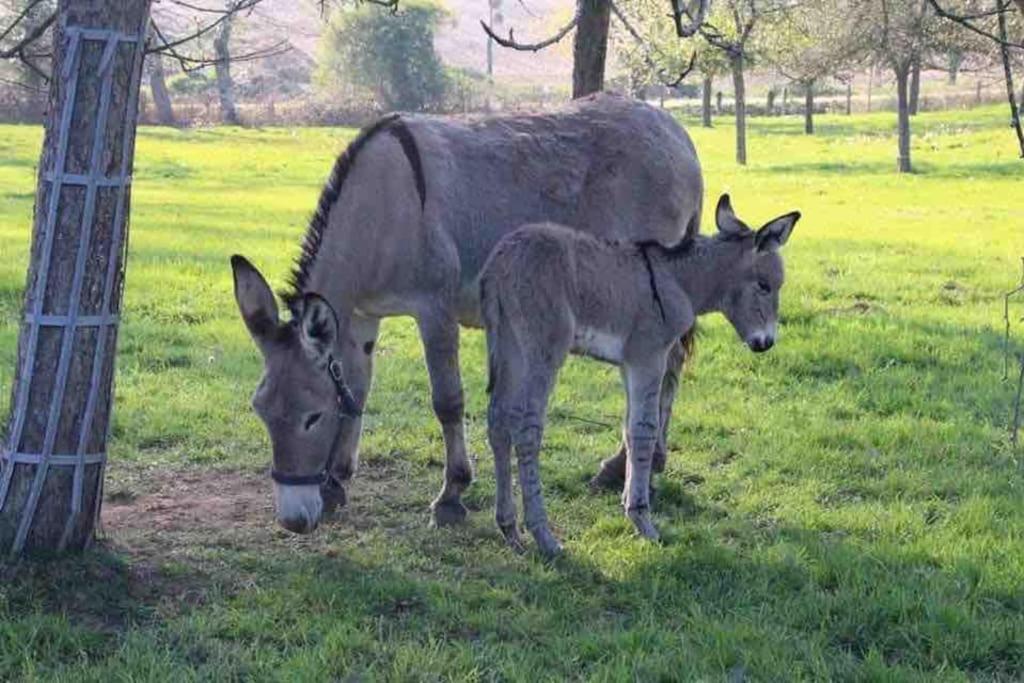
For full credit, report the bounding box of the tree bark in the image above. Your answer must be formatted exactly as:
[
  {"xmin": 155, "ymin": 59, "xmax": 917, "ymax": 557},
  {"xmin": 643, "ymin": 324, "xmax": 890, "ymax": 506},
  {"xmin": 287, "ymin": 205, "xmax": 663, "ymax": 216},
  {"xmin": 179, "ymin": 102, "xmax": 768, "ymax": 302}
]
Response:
[
  {"xmin": 895, "ymin": 62, "xmax": 912, "ymax": 172},
  {"xmin": 947, "ymin": 50, "xmax": 961, "ymax": 85},
  {"xmin": 804, "ymin": 80, "xmax": 815, "ymax": 134},
  {"xmin": 909, "ymin": 58, "xmax": 921, "ymax": 116},
  {"xmin": 571, "ymin": 0, "xmax": 611, "ymax": 98},
  {"xmin": 996, "ymin": 0, "xmax": 1024, "ymax": 157},
  {"xmin": 702, "ymin": 76, "xmax": 713, "ymax": 127},
  {"xmin": 0, "ymin": 0, "xmax": 152, "ymax": 556},
  {"xmin": 213, "ymin": 7, "xmax": 239, "ymax": 125},
  {"xmin": 731, "ymin": 55, "xmax": 747, "ymax": 165},
  {"xmin": 148, "ymin": 52, "xmax": 175, "ymax": 126}
]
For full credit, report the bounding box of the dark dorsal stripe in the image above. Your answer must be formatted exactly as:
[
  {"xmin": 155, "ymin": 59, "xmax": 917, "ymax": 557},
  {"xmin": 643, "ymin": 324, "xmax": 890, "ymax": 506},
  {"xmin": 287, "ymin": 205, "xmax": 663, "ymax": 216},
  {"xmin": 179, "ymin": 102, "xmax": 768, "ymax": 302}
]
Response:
[
  {"xmin": 388, "ymin": 121, "xmax": 426, "ymax": 210},
  {"xmin": 282, "ymin": 113, "xmax": 426, "ymax": 313},
  {"xmin": 638, "ymin": 244, "xmax": 668, "ymax": 323}
]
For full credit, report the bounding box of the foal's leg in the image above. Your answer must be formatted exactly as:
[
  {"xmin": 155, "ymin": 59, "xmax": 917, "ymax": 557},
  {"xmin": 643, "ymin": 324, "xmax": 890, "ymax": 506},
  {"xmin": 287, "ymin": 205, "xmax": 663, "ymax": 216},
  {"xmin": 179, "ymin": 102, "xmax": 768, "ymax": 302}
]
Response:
[
  {"xmin": 623, "ymin": 358, "xmax": 667, "ymax": 540},
  {"xmin": 487, "ymin": 334, "xmax": 525, "ymax": 552},
  {"xmin": 590, "ymin": 338, "xmax": 686, "ymax": 490},
  {"xmin": 322, "ymin": 313, "xmax": 380, "ymax": 516},
  {"xmin": 514, "ymin": 361, "xmax": 563, "ymax": 558},
  {"xmin": 417, "ymin": 308, "xmax": 473, "ymax": 526}
]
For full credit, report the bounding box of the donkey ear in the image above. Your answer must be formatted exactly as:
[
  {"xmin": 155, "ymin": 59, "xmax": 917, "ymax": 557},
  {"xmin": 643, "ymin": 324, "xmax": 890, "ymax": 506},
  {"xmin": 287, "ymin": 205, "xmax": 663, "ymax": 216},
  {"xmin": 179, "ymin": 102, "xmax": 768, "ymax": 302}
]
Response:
[
  {"xmin": 715, "ymin": 194, "xmax": 748, "ymax": 235},
  {"xmin": 754, "ymin": 211, "xmax": 801, "ymax": 253},
  {"xmin": 231, "ymin": 254, "xmax": 279, "ymax": 344},
  {"xmin": 299, "ymin": 293, "xmax": 339, "ymax": 361}
]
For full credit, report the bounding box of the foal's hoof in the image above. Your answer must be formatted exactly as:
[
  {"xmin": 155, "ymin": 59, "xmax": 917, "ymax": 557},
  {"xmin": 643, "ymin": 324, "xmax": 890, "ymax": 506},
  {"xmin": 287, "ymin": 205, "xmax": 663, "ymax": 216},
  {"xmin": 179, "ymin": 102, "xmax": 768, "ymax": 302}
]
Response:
[
  {"xmin": 320, "ymin": 478, "xmax": 348, "ymax": 518},
  {"xmin": 430, "ymin": 499, "xmax": 468, "ymax": 527},
  {"xmin": 499, "ymin": 523, "xmax": 527, "ymax": 554}
]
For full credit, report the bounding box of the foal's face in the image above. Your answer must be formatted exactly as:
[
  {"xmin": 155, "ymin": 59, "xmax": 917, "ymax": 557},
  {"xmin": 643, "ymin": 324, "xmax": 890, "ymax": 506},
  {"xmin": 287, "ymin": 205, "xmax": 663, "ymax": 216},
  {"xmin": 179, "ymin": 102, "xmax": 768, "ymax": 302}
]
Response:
[
  {"xmin": 713, "ymin": 194, "xmax": 800, "ymax": 353},
  {"xmin": 230, "ymin": 255, "xmax": 344, "ymax": 535}
]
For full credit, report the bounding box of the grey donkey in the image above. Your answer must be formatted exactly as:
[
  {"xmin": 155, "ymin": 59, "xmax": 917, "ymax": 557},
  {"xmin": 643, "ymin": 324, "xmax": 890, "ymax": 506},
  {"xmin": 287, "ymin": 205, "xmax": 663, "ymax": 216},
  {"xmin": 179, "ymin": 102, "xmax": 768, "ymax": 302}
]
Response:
[
  {"xmin": 480, "ymin": 195, "xmax": 800, "ymax": 557},
  {"xmin": 231, "ymin": 93, "xmax": 704, "ymax": 534}
]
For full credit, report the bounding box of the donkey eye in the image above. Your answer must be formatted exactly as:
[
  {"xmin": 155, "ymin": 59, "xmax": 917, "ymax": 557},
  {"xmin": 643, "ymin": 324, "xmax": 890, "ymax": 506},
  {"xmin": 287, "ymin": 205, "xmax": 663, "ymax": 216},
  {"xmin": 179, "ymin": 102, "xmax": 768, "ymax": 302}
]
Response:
[
  {"xmin": 757, "ymin": 281, "xmax": 772, "ymax": 294},
  {"xmin": 303, "ymin": 412, "xmax": 323, "ymax": 430}
]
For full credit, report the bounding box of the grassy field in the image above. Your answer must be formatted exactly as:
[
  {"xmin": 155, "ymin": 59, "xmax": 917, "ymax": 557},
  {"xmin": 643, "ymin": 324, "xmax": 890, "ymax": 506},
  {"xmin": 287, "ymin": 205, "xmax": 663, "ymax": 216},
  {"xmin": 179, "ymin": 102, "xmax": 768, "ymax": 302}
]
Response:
[{"xmin": 0, "ymin": 105, "xmax": 1022, "ymax": 681}]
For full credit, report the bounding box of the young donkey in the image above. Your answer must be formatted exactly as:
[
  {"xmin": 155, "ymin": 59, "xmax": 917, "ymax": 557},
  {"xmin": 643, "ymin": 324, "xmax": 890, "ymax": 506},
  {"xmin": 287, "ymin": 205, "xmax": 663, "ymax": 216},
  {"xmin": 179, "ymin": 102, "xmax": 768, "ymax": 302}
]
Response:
[{"xmin": 481, "ymin": 195, "xmax": 800, "ymax": 556}]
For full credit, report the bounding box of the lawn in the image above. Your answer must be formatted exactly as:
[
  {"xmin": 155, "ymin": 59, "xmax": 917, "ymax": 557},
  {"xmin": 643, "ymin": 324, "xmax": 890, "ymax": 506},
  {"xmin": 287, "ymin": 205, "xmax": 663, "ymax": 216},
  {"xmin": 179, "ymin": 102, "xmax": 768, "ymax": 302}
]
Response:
[{"xmin": 0, "ymin": 104, "xmax": 1022, "ymax": 681}]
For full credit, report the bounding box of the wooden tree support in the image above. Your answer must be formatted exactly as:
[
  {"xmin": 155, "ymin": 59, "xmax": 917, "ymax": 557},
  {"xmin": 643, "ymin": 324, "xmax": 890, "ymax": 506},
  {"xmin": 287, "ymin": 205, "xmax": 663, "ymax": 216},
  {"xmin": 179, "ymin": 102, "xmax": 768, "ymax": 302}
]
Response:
[{"xmin": 0, "ymin": 7, "xmax": 151, "ymax": 556}]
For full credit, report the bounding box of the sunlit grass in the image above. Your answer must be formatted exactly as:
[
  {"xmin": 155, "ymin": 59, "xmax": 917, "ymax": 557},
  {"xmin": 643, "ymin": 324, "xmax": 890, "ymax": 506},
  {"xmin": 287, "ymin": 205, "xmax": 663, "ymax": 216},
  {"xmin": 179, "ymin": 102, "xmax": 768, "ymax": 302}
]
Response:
[{"xmin": 0, "ymin": 104, "xmax": 1022, "ymax": 680}]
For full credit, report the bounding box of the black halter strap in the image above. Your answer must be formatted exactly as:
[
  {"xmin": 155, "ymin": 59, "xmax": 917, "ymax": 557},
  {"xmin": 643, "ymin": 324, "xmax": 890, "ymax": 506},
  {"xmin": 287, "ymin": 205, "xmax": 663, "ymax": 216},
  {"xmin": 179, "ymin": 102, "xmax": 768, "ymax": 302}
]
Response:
[{"xmin": 269, "ymin": 354, "xmax": 362, "ymax": 487}]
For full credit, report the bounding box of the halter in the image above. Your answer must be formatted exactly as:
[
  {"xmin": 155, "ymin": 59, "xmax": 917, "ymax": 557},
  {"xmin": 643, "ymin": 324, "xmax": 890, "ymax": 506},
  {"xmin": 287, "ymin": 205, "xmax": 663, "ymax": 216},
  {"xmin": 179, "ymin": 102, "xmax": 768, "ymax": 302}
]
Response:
[{"xmin": 269, "ymin": 354, "xmax": 362, "ymax": 487}]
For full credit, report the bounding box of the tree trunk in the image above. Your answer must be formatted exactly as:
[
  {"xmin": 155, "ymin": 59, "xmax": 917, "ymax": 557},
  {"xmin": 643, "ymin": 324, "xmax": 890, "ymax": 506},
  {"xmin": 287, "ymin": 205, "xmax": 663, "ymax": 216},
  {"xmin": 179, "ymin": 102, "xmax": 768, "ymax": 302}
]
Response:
[
  {"xmin": 0, "ymin": 0, "xmax": 152, "ymax": 556},
  {"xmin": 702, "ymin": 76, "xmax": 713, "ymax": 127},
  {"xmin": 148, "ymin": 53, "xmax": 175, "ymax": 126},
  {"xmin": 213, "ymin": 9, "xmax": 239, "ymax": 125},
  {"xmin": 804, "ymin": 80, "xmax": 815, "ymax": 134},
  {"xmin": 731, "ymin": 55, "xmax": 747, "ymax": 165},
  {"xmin": 716, "ymin": 90, "xmax": 723, "ymax": 114},
  {"xmin": 867, "ymin": 64, "xmax": 874, "ymax": 112},
  {"xmin": 571, "ymin": 0, "xmax": 611, "ymax": 98},
  {"xmin": 845, "ymin": 80, "xmax": 852, "ymax": 115},
  {"xmin": 996, "ymin": 0, "xmax": 1024, "ymax": 157},
  {"xmin": 895, "ymin": 62, "xmax": 912, "ymax": 172},
  {"xmin": 766, "ymin": 87, "xmax": 776, "ymax": 116},
  {"xmin": 948, "ymin": 50, "xmax": 962, "ymax": 85},
  {"xmin": 909, "ymin": 58, "xmax": 921, "ymax": 116}
]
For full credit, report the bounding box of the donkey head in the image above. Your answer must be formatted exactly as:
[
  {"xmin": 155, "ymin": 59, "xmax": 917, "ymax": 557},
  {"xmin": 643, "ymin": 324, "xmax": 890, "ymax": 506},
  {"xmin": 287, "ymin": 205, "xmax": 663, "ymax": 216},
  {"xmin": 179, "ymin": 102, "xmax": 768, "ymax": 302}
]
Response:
[
  {"xmin": 713, "ymin": 194, "xmax": 800, "ymax": 353},
  {"xmin": 231, "ymin": 255, "xmax": 350, "ymax": 534}
]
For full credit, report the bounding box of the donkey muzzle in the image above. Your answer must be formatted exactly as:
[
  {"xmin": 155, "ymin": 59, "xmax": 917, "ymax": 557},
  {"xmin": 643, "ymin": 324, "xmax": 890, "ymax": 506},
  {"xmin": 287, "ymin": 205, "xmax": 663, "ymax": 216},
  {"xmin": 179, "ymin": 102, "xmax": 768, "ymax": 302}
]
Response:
[
  {"xmin": 747, "ymin": 333, "xmax": 775, "ymax": 353},
  {"xmin": 273, "ymin": 482, "xmax": 324, "ymax": 534}
]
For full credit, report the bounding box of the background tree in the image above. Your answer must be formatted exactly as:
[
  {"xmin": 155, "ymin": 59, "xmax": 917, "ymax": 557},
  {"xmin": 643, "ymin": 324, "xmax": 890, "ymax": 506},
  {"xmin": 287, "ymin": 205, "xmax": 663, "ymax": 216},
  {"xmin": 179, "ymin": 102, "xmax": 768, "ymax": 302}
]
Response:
[
  {"xmin": 214, "ymin": 1, "xmax": 241, "ymax": 124},
  {"xmin": 319, "ymin": 0, "xmax": 449, "ymax": 111},
  {"xmin": 146, "ymin": 49, "xmax": 176, "ymax": 126},
  {"xmin": 483, "ymin": 0, "xmax": 709, "ymax": 98},
  {"xmin": 761, "ymin": 0, "xmax": 865, "ymax": 134},
  {"xmin": 700, "ymin": 0, "xmax": 774, "ymax": 165}
]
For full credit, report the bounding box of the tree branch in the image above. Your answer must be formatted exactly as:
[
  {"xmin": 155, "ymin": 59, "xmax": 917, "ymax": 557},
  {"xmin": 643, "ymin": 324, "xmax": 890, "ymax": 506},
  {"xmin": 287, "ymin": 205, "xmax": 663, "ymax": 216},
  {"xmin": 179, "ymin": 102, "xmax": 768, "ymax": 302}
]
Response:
[
  {"xmin": 670, "ymin": 0, "xmax": 709, "ymax": 38},
  {"xmin": 927, "ymin": 0, "xmax": 1023, "ymax": 50},
  {"xmin": 480, "ymin": 6, "xmax": 580, "ymax": 52},
  {"xmin": 0, "ymin": 10, "xmax": 54, "ymax": 59},
  {"xmin": 610, "ymin": 0, "xmax": 696, "ymax": 87}
]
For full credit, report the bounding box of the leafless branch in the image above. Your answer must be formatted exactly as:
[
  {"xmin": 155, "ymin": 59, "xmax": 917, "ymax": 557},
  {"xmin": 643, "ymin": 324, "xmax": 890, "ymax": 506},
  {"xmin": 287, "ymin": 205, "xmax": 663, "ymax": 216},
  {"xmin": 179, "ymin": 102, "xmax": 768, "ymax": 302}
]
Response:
[
  {"xmin": 671, "ymin": 0, "xmax": 710, "ymax": 38},
  {"xmin": 0, "ymin": 0, "xmax": 46, "ymax": 45},
  {"xmin": 480, "ymin": 6, "xmax": 580, "ymax": 52},
  {"xmin": 0, "ymin": 10, "xmax": 54, "ymax": 59},
  {"xmin": 145, "ymin": 0, "xmax": 266, "ymax": 55},
  {"xmin": 610, "ymin": 0, "xmax": 696, "ymax": 87},
  {"xmin": 148, "ymin": 18, "xmax": 290, "ymax": 74},
  {"xmin": 927, "ymin": 0, "xmax": 1023, "ymax": 50}
]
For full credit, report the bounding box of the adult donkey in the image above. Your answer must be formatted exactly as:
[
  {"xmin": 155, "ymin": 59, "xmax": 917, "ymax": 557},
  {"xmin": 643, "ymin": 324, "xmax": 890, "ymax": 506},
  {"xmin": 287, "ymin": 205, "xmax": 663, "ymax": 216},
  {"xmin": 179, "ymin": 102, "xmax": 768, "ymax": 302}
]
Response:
[{"xmin": 231, "ymin": 93, "xmax": 703, "ymax": 534}]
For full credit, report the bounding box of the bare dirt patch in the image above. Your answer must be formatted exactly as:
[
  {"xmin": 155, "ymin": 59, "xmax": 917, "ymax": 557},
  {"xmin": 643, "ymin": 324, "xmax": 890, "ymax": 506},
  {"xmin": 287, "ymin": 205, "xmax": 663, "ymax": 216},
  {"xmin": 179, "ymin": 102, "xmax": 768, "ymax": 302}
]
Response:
[{"xmin": 101, "ymin": 467, "xmax": 272, "ymax": 535}]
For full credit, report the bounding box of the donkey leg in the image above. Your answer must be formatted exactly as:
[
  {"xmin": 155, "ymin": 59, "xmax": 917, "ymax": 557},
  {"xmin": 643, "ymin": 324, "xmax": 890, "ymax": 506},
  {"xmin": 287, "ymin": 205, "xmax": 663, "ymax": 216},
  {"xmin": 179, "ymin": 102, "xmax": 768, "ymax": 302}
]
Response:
[
  {"xmin": 417, "ymin": 310, "xmax": 473, "ymax": 527},
  {"xmin": 590, "ymin": 338, "xmax": 686, "ymax": 490},
  {"xmin": 623, "ymin": 361, "xmax": 666, "ymax": 541},
  {"xmin": 322, "ymin": 314, "xmax": 381, "ymax": 517},
  {"xmin": 514, "ymin": 365, "xmax": 562, "ymax": 559}
]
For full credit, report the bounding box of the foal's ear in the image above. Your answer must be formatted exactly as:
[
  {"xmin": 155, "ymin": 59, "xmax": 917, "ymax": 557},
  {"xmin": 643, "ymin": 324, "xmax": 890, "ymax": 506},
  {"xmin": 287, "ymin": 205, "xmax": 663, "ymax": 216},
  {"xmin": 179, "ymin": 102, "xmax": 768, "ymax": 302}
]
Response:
[
  {"xmin": 299, "ymin": 293, "xmax": 339, "ymax": 361},
  {"xmin": 715, "ymin": 194, "xmax": 748, "ymax": 236},
  {"xmin": 231, "ymin": 254, "xmax": 279, "ymax": 344},
  {"xmin": 754, "ymin": 211, "xmax": 801, "ymax": 253}
]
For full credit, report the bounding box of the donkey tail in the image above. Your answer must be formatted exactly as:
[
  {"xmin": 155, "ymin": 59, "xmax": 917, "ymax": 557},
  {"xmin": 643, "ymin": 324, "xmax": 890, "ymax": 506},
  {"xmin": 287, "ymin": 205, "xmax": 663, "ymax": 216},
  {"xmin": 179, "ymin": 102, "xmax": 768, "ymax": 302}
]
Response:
[{"xmin": 480, "ymin": 273, "xmax": 502, "ymax": 396}]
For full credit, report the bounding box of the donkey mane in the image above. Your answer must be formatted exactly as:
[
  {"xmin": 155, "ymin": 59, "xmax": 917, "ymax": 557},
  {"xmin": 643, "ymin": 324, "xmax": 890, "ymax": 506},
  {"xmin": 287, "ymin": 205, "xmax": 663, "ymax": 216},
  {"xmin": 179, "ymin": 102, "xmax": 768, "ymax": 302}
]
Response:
[{"xmin": 280, "ymin": 113, "xmax": 426, "ymax": 313}]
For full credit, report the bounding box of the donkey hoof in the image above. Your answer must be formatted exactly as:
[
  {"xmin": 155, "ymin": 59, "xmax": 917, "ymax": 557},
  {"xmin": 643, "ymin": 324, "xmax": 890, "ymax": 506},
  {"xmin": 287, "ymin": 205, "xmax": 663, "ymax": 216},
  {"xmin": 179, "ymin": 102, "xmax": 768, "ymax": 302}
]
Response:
[
  {"xmin": 532, "ymin": 527, "xmax": 564, "ymax": 560},
  {"xmin": 627, "ymin": 510, "xmax": 660, "ymax": 542},
  {"xmin": 430, "ymin": 499, "xmax": 468, "ymax": 527},
  {"xmin": 499, "ymin": 524, "xmax": 527, "ymax": 554},
  {"xmin": 320, "ymin": 479, "xmax": 348, "ymax": 518}
]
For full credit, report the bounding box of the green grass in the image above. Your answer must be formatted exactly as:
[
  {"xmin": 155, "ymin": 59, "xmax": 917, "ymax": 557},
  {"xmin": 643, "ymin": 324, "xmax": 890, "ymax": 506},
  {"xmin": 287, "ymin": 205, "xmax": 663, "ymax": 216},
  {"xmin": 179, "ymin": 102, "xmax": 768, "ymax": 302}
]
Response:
[{"xmin": 0, "ymin": 104, "xmax": 1023, "ymax": 681}]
